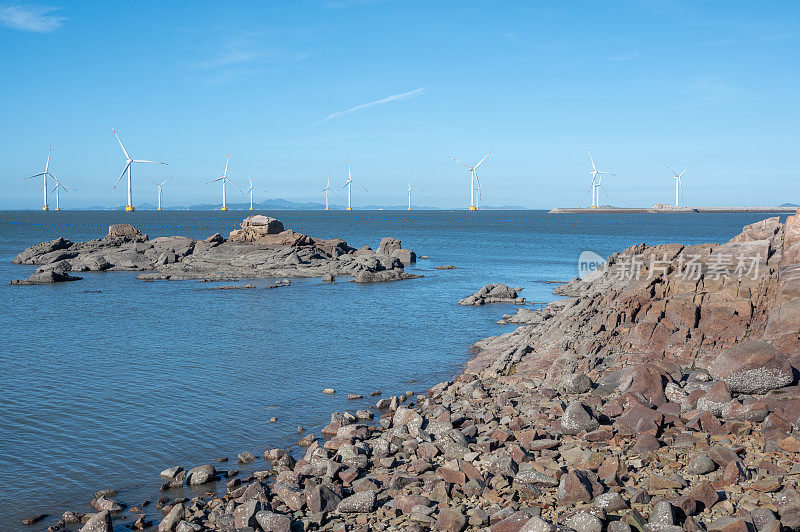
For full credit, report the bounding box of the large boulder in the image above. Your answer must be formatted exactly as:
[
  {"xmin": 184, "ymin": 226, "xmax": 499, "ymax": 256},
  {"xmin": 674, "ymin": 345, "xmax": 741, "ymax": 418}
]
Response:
[
  {"xmin": 105, "ymin": 224, "xmax": 147, "ymax": 244},
  {"xmin": 709, "ymin": 340, "xmax": 794, "ymax": 394},
  {"xmin": 185, "ymin": 464, "xmax": 216, "ymax": 485},
  {"xmin": 377, "ymin": 237, "xmax": 402, "ymax": 256},
  {"xmin": 228, "ymin": 216, "xmax": 287, "ymax": 243}
]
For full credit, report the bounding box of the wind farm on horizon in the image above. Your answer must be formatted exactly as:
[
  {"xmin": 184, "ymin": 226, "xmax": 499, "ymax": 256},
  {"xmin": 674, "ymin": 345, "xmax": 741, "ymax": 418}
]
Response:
[{"xmin": 17, "ymin": 127, "xmax": 793, "ymax": 214}]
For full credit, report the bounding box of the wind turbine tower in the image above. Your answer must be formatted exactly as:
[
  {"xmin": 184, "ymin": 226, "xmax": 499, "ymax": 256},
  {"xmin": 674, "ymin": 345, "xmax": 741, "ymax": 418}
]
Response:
[
  {"xmin": 586, "ymin": 147, "xmax": 614, "ymax": 208},
  {"xmin": 22, "ymin": 147, "xmax": 53, "ymax": 211},
  {"xmin": 49, "ymin": 174, "xmax": 74, "ymax": 211},
  {"xmin": 339, "ymin": 162, "xmax": 366, "ymax": 211},
  {"xmin": 204, "ymin": 154, "xmax": 242, "ymax": 211},
  {"xmin": 665, "ymin": 164, "xmax": 691, "ymax": 208},
  {"xmin": 321, "ymin": 173, "xmax": 335, "ymax": 210},
  {"xmin": 406, "ymin": 178, "xmax": 423, "ymax": 211},
  {"xmin": 147, "ymin": 178, "xmax": 170, "ymax": 210},
  {"xmin": 111, "ymin": 127, "xmax": 168, "ymax": 212},
  {"xmin": 450, "ymin": 151, "xmax": 492, "ymax": 211},
  {"xmin": 243, "ymin": 173, "xmax": 264, "ymax": 211}
]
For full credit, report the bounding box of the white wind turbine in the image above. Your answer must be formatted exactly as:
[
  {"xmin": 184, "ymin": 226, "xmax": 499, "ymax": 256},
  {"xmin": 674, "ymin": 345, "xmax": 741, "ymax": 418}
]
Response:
[
  {"xmin": 321, "ymin": 173, "xmax": 337, "ymax": 211},
  {"xmin": 48, "ymin": 168, "xmax": 75, "ymax": 211},
  {"xmin": 339, "ymin": 162, "xmax": 366, "ymax": 211},
  {"xmin": 450, "ymin": 151, "xmax": 492, "ymax": 211},
  {"xmin": 21, "ymin": 146, "xmax": 54, "ymax": 211},
  {"xmin": 146, "ymin": 178, "xmax": 170, "ymax": 211},
  {"xmin": 204, "ymin": 154, "xmax": 242, "ymax": 211},
  {"xmin": 586, "ymin": 147, "xmax": 614, "ymax": 208},
  {"xmin": 243, "ymin": 172, "xmax": 265, "ymax": 211},
  {"xmin": 406, "ymin": 178, "xmax": 423, "ymax": 211},
  {"xmin": 665, "ymin": 164, "xmax": 690, "ymax": 208},
  {"xmin": 111, "ymin": 127, "xmax": 168, "ymax": 212}
]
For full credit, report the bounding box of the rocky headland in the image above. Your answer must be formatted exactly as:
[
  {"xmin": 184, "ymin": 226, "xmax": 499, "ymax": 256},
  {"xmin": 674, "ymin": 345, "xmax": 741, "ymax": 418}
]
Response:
[
  {"xmin": 11, "ymin": 216, "xmax": 420, "ymax": 285},
  {"xmin": 27, "ymin": 212, "xmax": 800, "ymax": 532}
]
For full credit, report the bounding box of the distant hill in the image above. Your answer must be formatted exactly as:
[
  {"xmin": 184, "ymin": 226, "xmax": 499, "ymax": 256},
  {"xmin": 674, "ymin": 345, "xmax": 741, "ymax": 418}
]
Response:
[
  {"xmin": 780, "ymin": 203, "xmax": 800, "ymax": 208},
  {"xmin": 64, "ymin": 198, "xmax": 528, "ymax": 211}
]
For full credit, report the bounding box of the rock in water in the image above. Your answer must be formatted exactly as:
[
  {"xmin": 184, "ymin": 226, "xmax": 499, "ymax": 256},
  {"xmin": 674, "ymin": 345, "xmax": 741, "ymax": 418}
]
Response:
[
  {"xmin": 709, "ymin": 339, "xmax": 794, "ymax": 394},
  {"xmin": 79, "ymin": 510, "xmax": 113, "ymax": 532},
  {"xmin": 459, "ymin": 283, "xmax": 525, "ymax": 305},
  {"xmin": 185, "ymin": 464, "xmax": 216, "ymax": 485}
]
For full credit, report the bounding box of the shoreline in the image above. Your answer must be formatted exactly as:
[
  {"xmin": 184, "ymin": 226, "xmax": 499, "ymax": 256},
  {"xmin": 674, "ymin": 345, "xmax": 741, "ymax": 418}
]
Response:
[{"xmin": 19, "ymin": 211, "xmax": 800, "ymax": 531}]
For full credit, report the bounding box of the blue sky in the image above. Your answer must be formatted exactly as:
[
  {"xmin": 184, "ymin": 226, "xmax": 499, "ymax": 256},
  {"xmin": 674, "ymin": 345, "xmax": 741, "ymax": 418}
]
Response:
[{"xmin": 0, "ymin": 0, "xmax": 797, "ymax": 209}]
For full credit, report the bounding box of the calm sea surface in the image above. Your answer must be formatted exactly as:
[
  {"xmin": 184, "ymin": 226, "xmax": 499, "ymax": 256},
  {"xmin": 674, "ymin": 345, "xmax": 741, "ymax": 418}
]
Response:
[{"xmin": 0, "ymin": 209, "xmax": 788, "ymax": 528}]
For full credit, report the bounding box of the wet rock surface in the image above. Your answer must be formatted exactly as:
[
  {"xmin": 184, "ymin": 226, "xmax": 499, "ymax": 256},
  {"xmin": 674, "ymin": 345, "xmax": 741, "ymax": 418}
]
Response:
[
  {"xmin": 31, "ymin": 211, "xmax": 800, "ymax": 531},
  {"xmin": 11, "ymin": 216, "xmax": 421, "ymax": 285}
]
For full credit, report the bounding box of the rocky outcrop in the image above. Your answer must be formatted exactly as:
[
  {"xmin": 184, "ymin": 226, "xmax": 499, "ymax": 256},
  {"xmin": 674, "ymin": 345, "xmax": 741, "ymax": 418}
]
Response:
[
  {"xmin": 459, "ymin": 283, "xmax": 526, "ymax": 305},
  {"xmin": 10, "ymin": 217, "xmax": 421, "ymax": 285}
]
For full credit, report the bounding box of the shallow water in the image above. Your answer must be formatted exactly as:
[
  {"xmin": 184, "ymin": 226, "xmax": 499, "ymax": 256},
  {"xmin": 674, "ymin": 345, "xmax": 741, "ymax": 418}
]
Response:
[{"xmin": 0, "ymin": 209, "xmax": 788, "ymax": 528}]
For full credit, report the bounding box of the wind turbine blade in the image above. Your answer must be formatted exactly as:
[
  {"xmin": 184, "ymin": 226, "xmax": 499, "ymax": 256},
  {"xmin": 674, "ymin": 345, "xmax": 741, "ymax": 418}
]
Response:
[
  {"xmin": 133, "ymin": 160, "xmax": 167, "ymax": 165},
  {"xmin": 450, "ymin": 157, "xmax": 472, "ymax": 169},
  {"xmin": 248, "ymin": 174, "xmax": 253, "ymax": 188},
  {"xmin": 21, "ymin": 172, "xmax": 45, "ymax": 181},
  {"xmin": 338, "ymin": 183, "xmax": 348, "ymax": 191},
  {"xmin": 227, "ymin": 178, "xmax": 244, "ymax": 194},
  {"xmin": 665, "ymin": 165, "xmax": 679, "ymax": 177},
  {"xmin": 224, "ymin": 154, "xmax": 229, "ymax": 178},
  {"xmin": 679, "ymin": 164, "xmax": 691, "ymax": 177},
  {"xmin": 146, "ymin": 178, "xmax": 157, "ymax": 185},
  {"xmin": 355, "ymin": 182, "xmax": 368, "ymax": 192},
  {"xmin": 111, "ymin": 162, "xmax": 131, "ymax": 191},
  {"xmin": 204, "ymin": 177, "xmax": 224, "ymax": 185},
  {"xmin": 159, "ymin": 178, "xmax": 170, "ymax": 186},
  {"xmin": 112, "ymin": 128, "xmax": 130, "ymax": 160},
  {"xmin": 473, "ymin": 150, "xmax": 493, "ymax": 169},
  {"xmin": 586, "ymin": 146, "xmax": 596, "ymax": 171}
]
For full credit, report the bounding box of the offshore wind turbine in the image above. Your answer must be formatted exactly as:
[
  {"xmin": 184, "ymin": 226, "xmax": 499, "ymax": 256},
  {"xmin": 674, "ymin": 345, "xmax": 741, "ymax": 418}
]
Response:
[
  {"xmin": 21, "ymin": 146, "xmax": 53, "ymax": 211},
  {"xmin": 146, "ymin": 178, "xmax": 170, "ymax": 210},
  {"xmin": 243, "ymin": 172, "xmax": 265, "ymax": 211},
  {"xmin": 665, "ymin": 164, "xmax": 691, "ymax": 207},
  {"xmin": 204, "ymin": 154, "xmax": 242, "ymax": 211},
  {"xmin": 49, "ymin": 172, "xmax": 75, "ymax": 211},
  {"xmin": 586, "ymin": 147, "xmax": 614, "ymax": 208},
  {"xmin": 111, "ymin": 127, "xmax": 168, "ymax": 212},
  {"xmin": 321, "ymin": 173, "xmax": 336, "ymax": 210},
  {"xmin": 406, "ymin": 178, "xmax": 423, "ymax": 211},
  {"xmin": 339, "ymin": 162, "xmax": 366, "ymax": 211},
  {"xmin": 450, "ymin": 150, "xmax": 492, "ymax": 211}
]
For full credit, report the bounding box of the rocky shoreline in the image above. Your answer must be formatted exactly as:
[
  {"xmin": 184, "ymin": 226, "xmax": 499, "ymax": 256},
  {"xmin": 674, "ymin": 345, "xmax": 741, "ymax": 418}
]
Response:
[
  {"xmin": 11, "ymin": 215, "xmax": 420, "ymax": 285},
  {"xmin": 22, "ymin": 211, "xmax": 800, "ymax": 531}
]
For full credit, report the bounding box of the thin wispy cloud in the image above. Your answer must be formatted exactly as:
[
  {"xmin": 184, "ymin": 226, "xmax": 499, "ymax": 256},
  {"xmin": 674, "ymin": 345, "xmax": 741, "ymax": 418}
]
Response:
[
  {"xmin": 188, "ymin": 34, "xmax": 308, "ymax": 83},
  {"xmin": 0, "ymin": 4, "xmax": 65, "ymax": 32},
  {"xmin": 315, "ymin": 87, "xmax": 428, "ymax": 124}
]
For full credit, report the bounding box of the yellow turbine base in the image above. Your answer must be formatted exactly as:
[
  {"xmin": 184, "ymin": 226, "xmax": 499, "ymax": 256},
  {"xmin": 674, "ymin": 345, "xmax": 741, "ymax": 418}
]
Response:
[
  {"xmin": 125, "ymin": 205, "xmax": 135, "ymax": 212},
  {"xmin": 590, "ymin": 205, "xmax": 598, "ymax": 209},
  {"xmin": 325, "ymin": 207, "xmax": 330, "ymax": 211},
  {"xmin": 221, "ymin": 206, "xmax": 228, "ymax": 211},
  {"xmin": 157, "ymin": 207, "xmax": 162, "ymax": 211},
  {"xmin": 42, "ymin": 205, "xmax": 49, "ymax": 211},
  {"xmin": 346, "ymin": 207, "xmax": 352, "ymax": 211},
  {"xmin": 469, "ymin": 205, "xmax": 478, "ymax": 211},
  {"xmin": 55, "ymin": 208, "xmax": 60, "ymax": 211},
  {"xmin": 249, "ymin": 207, "xmax": 253, "ymax": 211},
  {"xmin": 408, "ymin": 207, "xmax": 412, "ymax": 211}
]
